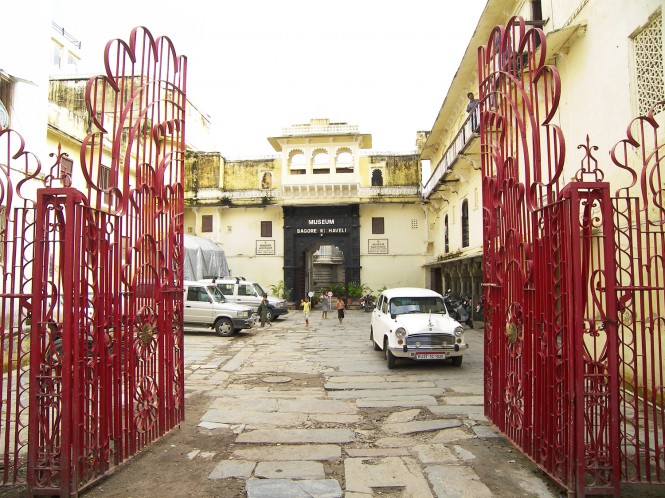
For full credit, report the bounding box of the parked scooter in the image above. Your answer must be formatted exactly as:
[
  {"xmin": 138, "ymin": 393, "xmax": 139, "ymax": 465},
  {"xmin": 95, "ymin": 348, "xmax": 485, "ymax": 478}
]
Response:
[
  {"xmin": 443, "ymin": 290, "xmax": 474, "ymax": 328},
  {"xmin": 359, "ymin": 293, "xmax": 375, "ymax": 312}
]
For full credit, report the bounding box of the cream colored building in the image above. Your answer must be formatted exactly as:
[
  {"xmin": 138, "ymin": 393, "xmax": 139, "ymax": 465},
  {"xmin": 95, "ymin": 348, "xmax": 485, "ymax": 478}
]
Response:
[
  {"xmin": 421, "ymin": 0, "xmax": 664, "ymax": 305},
  {"xmin": 184, "ymin": 119, "xmax": 428, "ymax": 301}
]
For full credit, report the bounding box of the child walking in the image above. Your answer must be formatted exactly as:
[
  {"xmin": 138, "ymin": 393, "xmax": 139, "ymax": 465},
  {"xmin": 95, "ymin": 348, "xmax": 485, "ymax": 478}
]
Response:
[
  {"xmin": 336, "ymin": 297, "xmax": 345, "ymax": 324},
  {"xmin": 301, "ymin": 296, "xmax": 311, "ymax": 326},
  {"xmin": 321, "ymin": 291, "xmax": 330, "ymax": 319}
]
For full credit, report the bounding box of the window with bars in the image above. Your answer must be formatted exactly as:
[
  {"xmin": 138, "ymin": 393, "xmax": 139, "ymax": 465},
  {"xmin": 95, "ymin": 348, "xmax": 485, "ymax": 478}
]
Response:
[
  {"xmin": 444, "ymin": 215, "xmax": 449, "ymax": 253},
  {"xmin": 261, "ymin": 221, "xmax": 272, "ymax": 238},
  {"xmin": 461, "ymin": 200, "xmax": 469, "ymax": 248},
  {"xmin": 202, "ymin": 215, "xmax": 213, "ymax": 233},
  {"xmin": 372, "ymin": 217, "xmax": 384, "ymax": 234},
  {"xmin": 633, "ymin": 12, "xmax": 664, "ymax": 116}
]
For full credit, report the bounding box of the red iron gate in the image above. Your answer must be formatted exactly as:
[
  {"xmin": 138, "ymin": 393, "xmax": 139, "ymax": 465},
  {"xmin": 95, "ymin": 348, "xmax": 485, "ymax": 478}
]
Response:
[
  {"xmin": 480, "ymin": 17, "xmax": 664, "ymax": 497},
  {"xmin": 0, "ymin": 27, "xmax": 186, "ymax": 496}
]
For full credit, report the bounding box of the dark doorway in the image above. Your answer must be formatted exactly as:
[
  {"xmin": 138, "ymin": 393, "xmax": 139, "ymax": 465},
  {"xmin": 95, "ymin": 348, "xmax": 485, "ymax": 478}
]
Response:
[{"xmin": 283, "ymin": 205, "xmax": 360, "ymax": 302}]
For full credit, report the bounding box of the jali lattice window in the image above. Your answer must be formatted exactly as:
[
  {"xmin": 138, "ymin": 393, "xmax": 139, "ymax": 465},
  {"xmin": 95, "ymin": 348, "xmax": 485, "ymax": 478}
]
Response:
[{"xmin": 634, "ymin": 12, "xmax": 664, "ymax": 116}]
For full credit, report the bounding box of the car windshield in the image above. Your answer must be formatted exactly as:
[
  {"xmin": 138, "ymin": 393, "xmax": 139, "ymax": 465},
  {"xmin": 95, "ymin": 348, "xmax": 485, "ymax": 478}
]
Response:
[
  {"xmin": 389, "ymin": 296, "xmax": 446, "ymax": 315},
  {"xmin": 208, "ymin": 286, "xmax": 227, "ymax": 303},
  {"xmin": 251, "ymin": 283, "xmax": 266, "ymax": 296}
]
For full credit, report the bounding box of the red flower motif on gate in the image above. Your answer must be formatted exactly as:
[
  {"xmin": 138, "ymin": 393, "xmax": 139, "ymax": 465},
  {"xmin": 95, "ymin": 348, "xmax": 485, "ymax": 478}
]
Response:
[
  {"xmin": 134, "ymin": 376, "xmax": 158, "ymax": 433},
  {"xmin": 133, "ymin": 306, "xmax": 158, "ymax": 360},
  {"xmin": 504, "ymin": 372, "xmax": 524, "ymax": 429}
]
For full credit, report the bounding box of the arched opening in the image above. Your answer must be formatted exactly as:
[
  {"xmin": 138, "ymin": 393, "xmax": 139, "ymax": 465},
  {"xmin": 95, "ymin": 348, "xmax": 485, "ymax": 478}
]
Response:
[{"xmin": 302, "ymin": 244, "xmax": 346, "ymax": 297}]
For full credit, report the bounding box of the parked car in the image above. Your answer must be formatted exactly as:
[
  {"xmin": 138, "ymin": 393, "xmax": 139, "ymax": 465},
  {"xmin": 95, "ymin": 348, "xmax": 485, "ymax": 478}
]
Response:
[
  {"xmin": 370, "ymin": 287, "xmax": 467, "ymax": 369},
  {"xmin": 201, "ymin": 277, "xmax": 289, "ymax": 321},
  {"xmin": 183, "ymin": 281, "xmax": 257, "ymax": 336}
]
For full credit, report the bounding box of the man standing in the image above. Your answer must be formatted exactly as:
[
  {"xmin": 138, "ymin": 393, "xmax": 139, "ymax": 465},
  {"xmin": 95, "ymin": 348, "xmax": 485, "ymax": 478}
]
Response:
[{"xmin": 466, "ymin": 92, "xmax": 479, "ymax": 133}]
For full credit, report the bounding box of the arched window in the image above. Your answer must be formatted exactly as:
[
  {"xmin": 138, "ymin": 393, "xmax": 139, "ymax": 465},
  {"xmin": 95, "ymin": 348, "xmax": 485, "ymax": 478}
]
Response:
[
  {"xmin": 335, "ymin": 149, "xmax": 354, "ymax": 173},
  {"xmin": 288, "ymin": 150, "xmax": 306, "ymax": 174},
  {"xmin": 461, "ymin": 200, "xmax": 469, "ymax": 248},
  {"xmin": 371, "ymin": 169, "xmax": 383, "ymax": 186},
  {"xmin": 444, "ymin": 215, "xmax": 449, "ymax": 253},
  {"xmin": 312, "ymin": 149, "xmax": 330, "ymax": 174}
]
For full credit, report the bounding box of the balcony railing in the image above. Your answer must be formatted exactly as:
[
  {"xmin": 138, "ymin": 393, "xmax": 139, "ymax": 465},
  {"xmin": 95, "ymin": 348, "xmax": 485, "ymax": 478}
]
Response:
[
  {"xmin": 422, "ymin": 110, "xmax": 477, "ymax": 199},
  {"xmin": 52, "ymin": 21, "xmax": 82, "ymax": 49},
  {"xmin": 281, "ymin": 124, "xmax": 359, "ymax": 136}
]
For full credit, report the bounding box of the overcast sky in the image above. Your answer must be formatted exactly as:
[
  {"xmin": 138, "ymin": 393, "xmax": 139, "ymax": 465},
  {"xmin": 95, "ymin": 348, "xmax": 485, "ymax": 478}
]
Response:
[{"xmin": 52, "ymin": 0, "xmax": 487, "ymax": 157}]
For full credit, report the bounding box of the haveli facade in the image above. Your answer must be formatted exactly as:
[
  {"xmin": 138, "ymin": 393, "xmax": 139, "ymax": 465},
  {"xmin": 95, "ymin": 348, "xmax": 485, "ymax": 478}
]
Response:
[
  {"xmin": 184, "ymin": 0, "xmax": 664, "ymax": 306},
  {"xmin": 184, "ymin": 118, "xmax": 428, "ymax": 301}
]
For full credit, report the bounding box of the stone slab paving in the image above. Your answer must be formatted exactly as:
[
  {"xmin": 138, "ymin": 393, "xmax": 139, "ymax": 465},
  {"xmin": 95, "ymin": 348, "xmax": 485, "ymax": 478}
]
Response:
[
  {"xmin": 443, "ymin": 395, "xmax": 484, "ymax": 405},
  {"xmin": 208, "ymin": 460, "xmax": 256, "ymax": 479},
  {"xmin": 232, "ymin": 444, "xmax": 341, "ymax": 461},
  {"xmin": 246, "ymin": 479, "xmax": 343, "ymax": 498},
  {"xmin": 412, "ymin": 443, "xmax": 460, "ymax": 464},
  {"xmin": 254, "ymin": 461, "xmax": 325, "ymax": 479},
  {"xmin": 425, "ymin": 465, "xmax": 493, "ymax": 497},
  {"xmin": 382, "ymin": 419, "xmax": 462, "ymax": 434},
  {"xmin": 236, "ymin": 428, "xmax": 355, "ymax": 444},
  {"xmin": 201, "ymin": 408, "xmax": 307, "ymax": 426},
  {"xmin": 329, "ymin": 387, "xmax": 443, "ymax": 399},
  {"xmin": 344, "ymin": 456, "xmax": 434, "ymax": 497},
  {"xmin": 385, "ymin": 408, "xmax": 421, "ymax": 424},
  {"xmin": 428, "ymin": 404, "xmax": 485, "ymax": 416},
  {"xmin": 277, "ymin": 398, "xmax": 356, "ymax": 414},
  {"xmin": 180, "ymin": 312, "xmax": 558, "ymax": 498},
  {"xmin": 355, "ymin": 395, "xmax": 440, "ymax": 408}
]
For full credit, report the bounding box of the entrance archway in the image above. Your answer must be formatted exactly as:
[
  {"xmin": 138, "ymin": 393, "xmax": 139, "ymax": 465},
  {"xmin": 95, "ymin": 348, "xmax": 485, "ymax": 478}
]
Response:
[
  {"xmin": 304, "ymin": 243, "xmax": 345, "ymax": 295},
  {"xmin": 283, "ymin": 205, "xmax": 360, "ymax": 302}
]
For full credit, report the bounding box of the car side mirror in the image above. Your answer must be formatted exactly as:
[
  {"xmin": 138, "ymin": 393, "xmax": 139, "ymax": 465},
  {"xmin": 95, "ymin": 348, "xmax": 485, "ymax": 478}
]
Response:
[{"xmin": 391, "ymin": 313, "xmax": 397, "ymax": 319}]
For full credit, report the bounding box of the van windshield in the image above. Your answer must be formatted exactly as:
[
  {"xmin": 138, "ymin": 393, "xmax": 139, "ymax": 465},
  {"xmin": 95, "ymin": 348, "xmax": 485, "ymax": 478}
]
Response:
[{"xmin": 208, "ymin": 286, "xmax": 227, "ymax": 303}]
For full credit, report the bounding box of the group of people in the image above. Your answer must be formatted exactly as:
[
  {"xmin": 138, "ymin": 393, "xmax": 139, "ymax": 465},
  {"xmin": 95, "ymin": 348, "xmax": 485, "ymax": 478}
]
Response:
[
  {"xmin": 300, "ymin": 291, "xmax": 345, "ymax": 326},
  {"xmin": 256, "ymin": 290, "xmax": 348, "ymax": 329}
]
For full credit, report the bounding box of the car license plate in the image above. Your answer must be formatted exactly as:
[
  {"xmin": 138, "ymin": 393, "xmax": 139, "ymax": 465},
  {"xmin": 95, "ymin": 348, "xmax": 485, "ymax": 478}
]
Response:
[{"xmin": 416, "ymin": 353, "xmax": 447, "ymax": 360}]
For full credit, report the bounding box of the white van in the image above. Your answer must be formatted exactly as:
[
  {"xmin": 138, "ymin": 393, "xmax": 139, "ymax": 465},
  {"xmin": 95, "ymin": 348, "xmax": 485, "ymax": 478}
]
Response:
[
  {"xmin": 201, "ymin": 277, "xmax": 289, "ymax": 322},
  {"xmin": 183, "ymin": 281, "xmax": 257, "ymax": 336}
]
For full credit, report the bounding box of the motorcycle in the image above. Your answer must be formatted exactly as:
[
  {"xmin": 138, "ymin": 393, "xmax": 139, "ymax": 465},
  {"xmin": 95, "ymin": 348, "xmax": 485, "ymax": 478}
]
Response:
[
  {"xmin": 444, "ymin": 291, "xmax": 474, "ymax": 328},
  {"xmin": 359, "ymin": 293, "xmax": 375, "ymax": 312}
]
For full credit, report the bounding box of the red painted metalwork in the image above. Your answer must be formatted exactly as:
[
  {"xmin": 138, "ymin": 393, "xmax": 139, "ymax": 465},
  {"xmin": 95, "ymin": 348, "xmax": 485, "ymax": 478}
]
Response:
[
  {"xmin": 0, "ymin": 127, "xmax": 42, "ymax": 485},
  {"xmin": 610, "ymin": 102, "xmax": 665, "ymax": 485},
  {"xmin": 480, "ymin": 16, "xmax": 665, "ymax": 497},
  {"xmin": 0, "ymin": 27, "xmax": 187, "ymax": 496},
  {"xmin": 479, "ymin": 17, "xmax": 622, "ymax": 496}
]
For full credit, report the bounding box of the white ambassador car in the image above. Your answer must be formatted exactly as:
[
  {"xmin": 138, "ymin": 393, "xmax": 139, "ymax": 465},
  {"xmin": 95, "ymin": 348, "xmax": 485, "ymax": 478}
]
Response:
[{"xmin": 370, "ymin": 287, "xmax": 468, "ymax": 369}]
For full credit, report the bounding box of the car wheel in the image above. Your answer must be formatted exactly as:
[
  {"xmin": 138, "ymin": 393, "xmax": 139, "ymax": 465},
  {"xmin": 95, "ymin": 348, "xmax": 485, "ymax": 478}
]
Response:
[
  {"xmin": 266, "ymin": 309, "xmax": 275, "ymax": 322},
  {"xmin": 451, "ymin": 355, "xmax": 463, "ymax": 367},
  {"xmin": 384, "ymin": 337, "xmax": 397, "ymax": 369},
  {"xmin": 371, "ymin": 328, "xmax": 381, "ymax": 351},
  {"xmin": 214, "ymin": 318, "xmax": 234, "ymax": 337}
]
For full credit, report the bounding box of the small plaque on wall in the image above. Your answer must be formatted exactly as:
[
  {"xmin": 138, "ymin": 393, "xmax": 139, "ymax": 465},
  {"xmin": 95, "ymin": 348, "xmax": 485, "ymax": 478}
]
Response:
[
  {"xmin": 368, "ymin": 239, "xmax": 388, "ymax": 254},
  {"xmin": 256, "ymin": 240, "xmax": 275, "ymax": 255}
]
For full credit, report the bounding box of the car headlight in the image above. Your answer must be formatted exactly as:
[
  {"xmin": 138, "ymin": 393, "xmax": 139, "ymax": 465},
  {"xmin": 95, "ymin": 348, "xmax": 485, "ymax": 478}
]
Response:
[
  {"xmin": 241, "ymin": 310, "xmax": 251, "ymax": 318},
  {"xmin": 395, "ymin": 327, "xmax": 407, "ymax": 339},
  {"xmin": 454, "ymin": 326, "xmax": 464, "ymax": 337}
]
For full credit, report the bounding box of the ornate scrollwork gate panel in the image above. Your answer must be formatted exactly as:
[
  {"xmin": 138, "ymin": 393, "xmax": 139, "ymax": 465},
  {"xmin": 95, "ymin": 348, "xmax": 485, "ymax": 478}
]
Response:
[
  {"xmin": 479, "ymin": 17, "xmax": 622, "ymax": 496},
  {"xmin": 14, "ymin": 27, "xmax": 186, "ymax": 496}
]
